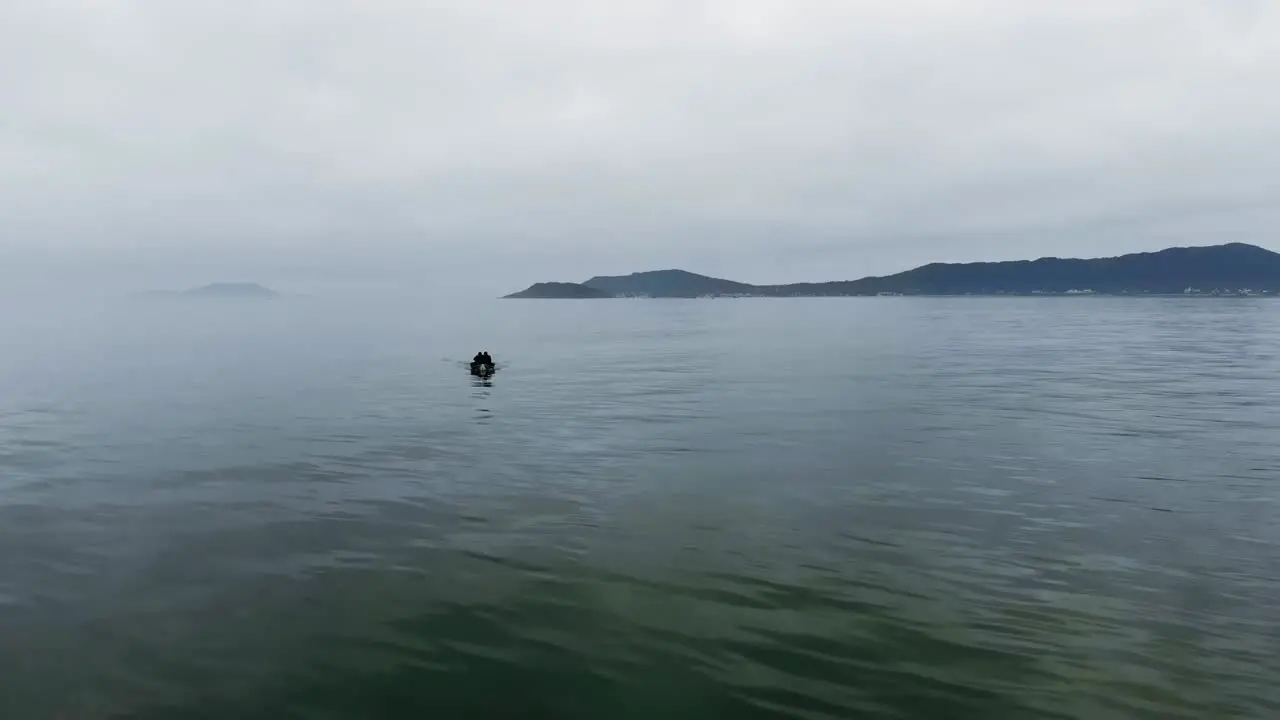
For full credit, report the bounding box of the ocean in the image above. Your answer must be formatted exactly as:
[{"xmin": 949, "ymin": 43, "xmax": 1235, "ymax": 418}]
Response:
[{"xmin": 2, "ymin": 295, "xmax": 1278, "ymax": 719}]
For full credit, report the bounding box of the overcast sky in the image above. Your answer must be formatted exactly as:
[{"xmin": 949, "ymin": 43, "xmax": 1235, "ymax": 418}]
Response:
[{"xmin": 2, "ymin": 1, "xmax": 1277, "ymax": 295}]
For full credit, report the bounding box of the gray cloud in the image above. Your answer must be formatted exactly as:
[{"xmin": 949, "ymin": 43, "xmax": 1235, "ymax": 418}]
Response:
[{"xmin": 2, "ymin": 0, "xmax": 1277, "ymax": 293}]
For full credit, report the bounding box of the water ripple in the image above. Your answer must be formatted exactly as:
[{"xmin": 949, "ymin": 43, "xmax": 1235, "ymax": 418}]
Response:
[{"xmin": 2, "ymin": 297, "xmax": 1280, "ymax": 718}]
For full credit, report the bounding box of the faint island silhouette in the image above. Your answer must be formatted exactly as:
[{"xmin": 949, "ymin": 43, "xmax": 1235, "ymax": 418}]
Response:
[
  {"xmin": 502, "ymin": 243, "xmax": 1280, "ymax": 298},
  {"xmin": 140, "ymin": 283, "xmax": 281, "ymax": 299}
]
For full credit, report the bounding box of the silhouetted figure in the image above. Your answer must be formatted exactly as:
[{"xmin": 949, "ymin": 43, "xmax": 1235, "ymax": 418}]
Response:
[{"xmin": 471, "ymin": 351, "xmax": 495, "ymax": 376}]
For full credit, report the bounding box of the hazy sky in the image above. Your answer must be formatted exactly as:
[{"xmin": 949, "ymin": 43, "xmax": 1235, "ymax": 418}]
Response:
[{"xmin": 2, "ymin": 1, "xmax": 1277, "ymax": 294}]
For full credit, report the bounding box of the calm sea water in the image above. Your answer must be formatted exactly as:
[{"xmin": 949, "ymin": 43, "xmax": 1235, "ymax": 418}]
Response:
[{"xmin": 2, "ymin": 295, "xmax": 1278, "ymax": 719}]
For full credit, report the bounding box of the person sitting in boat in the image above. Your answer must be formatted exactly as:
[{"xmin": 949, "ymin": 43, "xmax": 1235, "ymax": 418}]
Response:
[{"xmin": 471, "ymin": 351, "xmax": 494, "ymax": 372}]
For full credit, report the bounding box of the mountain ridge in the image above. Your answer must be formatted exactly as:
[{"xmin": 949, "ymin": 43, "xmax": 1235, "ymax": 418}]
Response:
[
  {"xmin": 583, "ymin": 269, "xmax": 757, "ymax": 298},
  {"xmin": 503, "ymin": 282, "xmax": 612, "ymax": 299},
  {"xmin": 501, "ymin": 243, "xmax": 1280, "ymax": 298}
]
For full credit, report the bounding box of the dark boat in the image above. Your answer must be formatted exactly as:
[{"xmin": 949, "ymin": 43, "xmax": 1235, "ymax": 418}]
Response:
[{"xmin": 470, "ymin": 362, "xmax": 496, "ymax": 377}]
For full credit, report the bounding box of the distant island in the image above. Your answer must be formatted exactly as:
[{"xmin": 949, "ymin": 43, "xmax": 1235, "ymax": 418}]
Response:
[
  {"xmin": 503, "ymin": 282, "xmax": 612, "ymax": 299},
  {"xmin": 142, "ymin": 283, "xmax": 280, "ymax": 299},
  {"xmin": 502, "ymin": 243, "xmax": 1280, "ymax": 298}
]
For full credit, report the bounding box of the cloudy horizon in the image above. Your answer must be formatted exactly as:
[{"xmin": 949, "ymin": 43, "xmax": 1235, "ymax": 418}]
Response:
[{"xmin": 2, "ymin": 1, "xmax": 1277, "ymax": 296}]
